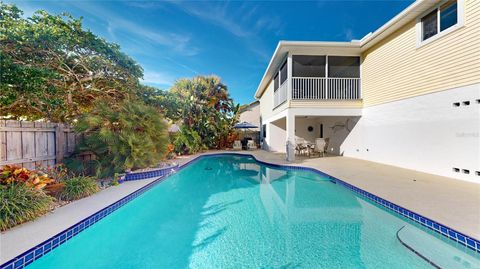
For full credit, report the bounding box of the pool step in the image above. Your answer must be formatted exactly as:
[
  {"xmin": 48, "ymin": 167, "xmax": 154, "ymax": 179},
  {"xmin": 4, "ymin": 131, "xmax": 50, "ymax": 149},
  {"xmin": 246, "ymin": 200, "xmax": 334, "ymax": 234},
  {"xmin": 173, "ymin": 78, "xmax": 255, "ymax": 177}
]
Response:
[{"xmin": 396, "ymin": 225, "xmax": 480, "ymax": 269}]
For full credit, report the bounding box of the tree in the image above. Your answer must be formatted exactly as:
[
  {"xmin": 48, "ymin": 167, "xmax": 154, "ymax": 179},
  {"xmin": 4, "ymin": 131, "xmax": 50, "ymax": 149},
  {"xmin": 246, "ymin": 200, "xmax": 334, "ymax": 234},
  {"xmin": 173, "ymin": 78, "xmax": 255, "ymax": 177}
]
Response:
[
  {"xmin": 167, "ymin": 76, "xmax": 239, "ymax": 150},
  {"xmin": 0, "ymin": 3, "xmax": 143, "ymax": 122},
  {"xmin": 72, "ymin": 100, "xmax": 168, "ymax": 177},
  {"xmin": 137, "ymin": 84, "xmax": 182, "ymax": 121}
]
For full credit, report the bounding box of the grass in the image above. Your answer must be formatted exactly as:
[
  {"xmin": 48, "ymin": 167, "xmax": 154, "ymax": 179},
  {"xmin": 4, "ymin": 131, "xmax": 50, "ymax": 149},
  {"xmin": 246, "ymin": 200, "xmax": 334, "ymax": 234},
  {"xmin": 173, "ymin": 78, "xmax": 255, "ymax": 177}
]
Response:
[
  {"xmin": 0, "ymin": 184, "xmax": 53, "ymax": 231},
  {"xmin": 60, "ymin": 176, "xmax": 99, "ymax": 201}
]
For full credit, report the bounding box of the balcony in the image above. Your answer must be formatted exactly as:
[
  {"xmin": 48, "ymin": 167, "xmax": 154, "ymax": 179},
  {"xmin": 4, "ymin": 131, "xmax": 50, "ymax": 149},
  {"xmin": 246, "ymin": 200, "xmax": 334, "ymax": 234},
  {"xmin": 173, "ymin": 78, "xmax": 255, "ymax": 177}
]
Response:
[
  {"xmin": 292, "ymin": 77, "xmax": 360, "ymax": 100},
  {"xmin": 273, "ymin": 55, "xmax": 361, "ymax": 109}
]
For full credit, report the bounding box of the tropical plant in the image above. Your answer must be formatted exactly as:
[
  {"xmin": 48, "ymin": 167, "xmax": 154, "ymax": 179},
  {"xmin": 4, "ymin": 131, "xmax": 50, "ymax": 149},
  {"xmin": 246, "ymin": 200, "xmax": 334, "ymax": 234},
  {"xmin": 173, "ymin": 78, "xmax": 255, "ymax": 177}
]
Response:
[
  {"xmin": 37, "ymin": 164, "xmax": 70, "ymax": 182},
  {"xmin": 0, "ymin": 165, "xmax": 55, "ymax": 190},
  {"xmin": 60, "ymin": 176, "xmax": 99, "ymax": 201},
  {"xmin": 151, "ymin": 76, "xmax": 240, "ymax": 153},
  {"xmin": 0, "ymin": 3, "xmax": 143, "ymax": 122},
  {"xmin": 0, "ymin": 183, "xmax": 53, "ymax": 231},
  {"xmin": 73, "ymin": 99, "xmax": 169, "ymax": 177},
  {"xmin": 173, "ymin": 126, "xmax": 204, "ymax": 155}
]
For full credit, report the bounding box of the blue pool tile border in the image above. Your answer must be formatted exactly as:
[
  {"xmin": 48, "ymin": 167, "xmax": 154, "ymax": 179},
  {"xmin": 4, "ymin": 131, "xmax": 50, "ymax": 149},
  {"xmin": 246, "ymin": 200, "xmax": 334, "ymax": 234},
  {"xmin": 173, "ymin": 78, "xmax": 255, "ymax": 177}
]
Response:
[
  {"xmin": 1, "ymin": 153, "xmax": 478, "ymax": 269},
  {"xmin": 124, "ymin": 164, "xmax": 178, "ymax": 181}
]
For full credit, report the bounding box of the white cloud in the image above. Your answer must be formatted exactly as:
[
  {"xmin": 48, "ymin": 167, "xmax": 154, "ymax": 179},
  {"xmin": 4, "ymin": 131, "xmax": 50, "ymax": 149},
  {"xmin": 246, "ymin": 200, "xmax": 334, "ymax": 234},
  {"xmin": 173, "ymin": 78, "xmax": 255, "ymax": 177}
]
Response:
[
  {"xmin": 167, "ymin": 1, "xmax": 281, "ymax": 61},
  {"xmin": 68, "ymin": 1, "xmax": 199, "ymax": 56},
  {"xmin": 141, "ymin": 70, "xmax": 176, "ymax": 86},
  {"xmin": 343, "ymin": 28, "xmax": 355, "ymax": 41},
  {"xmin": 172, "ymin": 1, "xmax": 249, "ymax": 37}
]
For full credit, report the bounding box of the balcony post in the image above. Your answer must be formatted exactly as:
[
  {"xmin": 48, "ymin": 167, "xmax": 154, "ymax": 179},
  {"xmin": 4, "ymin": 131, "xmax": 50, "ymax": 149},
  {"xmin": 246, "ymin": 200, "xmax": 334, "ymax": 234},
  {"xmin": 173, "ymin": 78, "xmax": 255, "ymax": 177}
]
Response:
[
  {"xmin": 287, "ymin": 53, "xmax": 292, "ymax": 102},
  {"xmin": 286, "ymin": 111, "xmax": 295, "ymax": 162},
  {"xmin": 325, "ymin": 55, "xmax": 329, "ymax": 99}
]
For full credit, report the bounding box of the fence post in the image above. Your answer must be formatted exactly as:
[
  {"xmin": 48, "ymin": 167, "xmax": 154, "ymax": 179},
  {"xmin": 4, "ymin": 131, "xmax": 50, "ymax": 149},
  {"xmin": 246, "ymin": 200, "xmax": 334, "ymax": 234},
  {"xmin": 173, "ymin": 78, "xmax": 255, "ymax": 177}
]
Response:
[{"xmin": 55, "ymin": 123, "xmax": 65, "ymax": 164}]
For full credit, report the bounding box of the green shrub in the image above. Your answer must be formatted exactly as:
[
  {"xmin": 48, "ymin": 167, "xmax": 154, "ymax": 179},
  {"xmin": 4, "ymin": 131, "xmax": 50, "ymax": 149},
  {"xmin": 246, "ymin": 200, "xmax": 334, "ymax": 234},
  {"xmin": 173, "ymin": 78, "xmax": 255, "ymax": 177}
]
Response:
[
  {"xmin": 0, "ymin": 184, "xmax": 53, "ymax": 231},
  {"xmin": 173, "ymin": 126, "xmax": 204, "ymax": 155},
  {"xmin": 74, "ymin": 100, "xmax": 169, "ymax": 177},
  {"xmin": 60, "ymin": 176, "xmax": 99, "ymax": 201}
]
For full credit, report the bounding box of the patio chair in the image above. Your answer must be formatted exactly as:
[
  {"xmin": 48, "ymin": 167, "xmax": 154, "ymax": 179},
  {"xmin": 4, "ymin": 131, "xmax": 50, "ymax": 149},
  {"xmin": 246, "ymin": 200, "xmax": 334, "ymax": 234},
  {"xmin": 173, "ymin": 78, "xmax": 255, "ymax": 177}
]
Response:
[
  {"xmin": 247, "ymin": 140, "xmax": 256, "ymax": 150},
  {"xmin": 295, "ymin": 138, "xmax": 307, "ymax": 156},
  {"xmin": 314, "ymin": 138, "xmax": 326, "ymax": 157},
  {"xmin": 233, "ymin": 140, "xmax": 242, "ymax": 150}
]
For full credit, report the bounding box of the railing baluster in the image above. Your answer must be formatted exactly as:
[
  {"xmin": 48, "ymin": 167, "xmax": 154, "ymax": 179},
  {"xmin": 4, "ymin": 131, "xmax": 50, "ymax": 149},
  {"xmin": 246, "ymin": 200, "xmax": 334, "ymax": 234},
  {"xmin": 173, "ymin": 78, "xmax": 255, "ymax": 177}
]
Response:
[
  {"xmin": 308, "ymin": 79, "xmax": 313, "ymax": 99},
  {"xmin": 310, "ymin": 79, "xmax": 312, "ymax": 99}
]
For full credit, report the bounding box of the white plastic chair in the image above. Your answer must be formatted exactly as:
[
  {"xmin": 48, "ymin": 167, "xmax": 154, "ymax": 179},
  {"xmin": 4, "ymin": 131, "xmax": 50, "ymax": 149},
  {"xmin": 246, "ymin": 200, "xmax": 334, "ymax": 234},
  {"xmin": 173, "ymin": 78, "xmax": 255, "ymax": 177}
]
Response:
[
  {"xmin": 247, "ymin": 140, "xmax": 256, "ymax": 150},
  {"xmin": 315, "ymin": 138, "xmax": 326, "ymax": 157},
  {"xmin": 233, "ymin": 140, "xmax": 242, "ymax": 150}
]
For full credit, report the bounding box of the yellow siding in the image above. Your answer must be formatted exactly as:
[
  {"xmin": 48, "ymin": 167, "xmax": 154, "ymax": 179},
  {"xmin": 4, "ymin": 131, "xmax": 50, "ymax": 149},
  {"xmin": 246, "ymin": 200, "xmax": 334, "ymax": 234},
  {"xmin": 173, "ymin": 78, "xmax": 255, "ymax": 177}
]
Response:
[
  {"xmin": 361, "ymin": 0, "xmax": 480, "ymax": 107},
  {"xmin": 289, "ymin": 100, "xmax": 363, "ymax": 108}
]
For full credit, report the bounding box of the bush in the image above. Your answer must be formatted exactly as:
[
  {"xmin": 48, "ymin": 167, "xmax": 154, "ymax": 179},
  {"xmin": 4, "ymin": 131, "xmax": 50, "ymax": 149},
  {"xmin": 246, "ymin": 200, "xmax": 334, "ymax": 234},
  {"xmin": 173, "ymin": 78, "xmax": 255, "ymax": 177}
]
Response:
[
  {"xmin": 74, "ymin": 100, "xmax": 169, "ymax": 177},
  {"xmin": 0, "ymin": 184, "xmax": 53, "ymax": 231},
  {"xmin": 38, "ymin": 164, "xmax": 70, "ymax": 182},
  {"xmin": 60, "ymin": 176, "xmax": 99, "ymax": 201},
  {"xmin": 173, "ymin": 126, "xmax": 204, "ymax": 155},
  {"xmin": 0, "ymin": 165, "xmax": 55, "ymax": 190}
]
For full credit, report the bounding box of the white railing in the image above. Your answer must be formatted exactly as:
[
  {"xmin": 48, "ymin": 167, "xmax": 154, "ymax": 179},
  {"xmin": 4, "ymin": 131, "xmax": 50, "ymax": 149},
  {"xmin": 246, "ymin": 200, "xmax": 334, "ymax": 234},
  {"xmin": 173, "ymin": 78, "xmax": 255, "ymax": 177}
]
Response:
[
  {"xmin": 274, "ymin": 81, "xmax": 287, "ymax": 107},
  {"xmin": 292, "ymin": 77, "xmax": 361, "ymax": 100}
]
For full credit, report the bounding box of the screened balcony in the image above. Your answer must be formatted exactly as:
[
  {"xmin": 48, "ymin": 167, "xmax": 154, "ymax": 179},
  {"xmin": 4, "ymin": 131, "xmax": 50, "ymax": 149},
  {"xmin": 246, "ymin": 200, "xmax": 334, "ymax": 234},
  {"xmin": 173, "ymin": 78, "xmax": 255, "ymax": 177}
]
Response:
[
  {"xmin": 273, "ymin": 55, "xmax": 361, "ymax": 108},
  {"xmin": 292, "ymin": 55, "xmax": 360, "ymax": 100}
]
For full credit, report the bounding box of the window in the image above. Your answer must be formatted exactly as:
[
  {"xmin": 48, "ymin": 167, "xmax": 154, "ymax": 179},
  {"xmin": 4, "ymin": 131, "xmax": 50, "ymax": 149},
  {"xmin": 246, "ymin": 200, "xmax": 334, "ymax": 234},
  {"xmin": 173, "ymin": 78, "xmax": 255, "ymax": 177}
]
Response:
[
  {"xmin": 328, "ymin": 56, "xmax": 360, "ymax": 78},
  {"xmin": 440, "ymin": 1, "xmax": 458, "ymax": 31},
  {"xmin": 421, "ymin": 10, "xmax": 438, "ymax": 41},
  {"xmin": 262, "ymin": 124, "xmax": 266, "ymax": 138},
  {"xmin": 274, "ymin": 73, "xmax": 279, "ymax": 91},
  {"xmin": 280, "ymin": 61, "xmax": 288, "ymax": 85},
  {"xmin": 293, "ymin": 55, "xmax": 326, "ymax": 77},
  {"xmin": 273, "ymin": 60, "xmax": 287, "ymax": 90},
  {"xmin": 420, "ymin": 0, "xmax": 459, "ymax": 42}
]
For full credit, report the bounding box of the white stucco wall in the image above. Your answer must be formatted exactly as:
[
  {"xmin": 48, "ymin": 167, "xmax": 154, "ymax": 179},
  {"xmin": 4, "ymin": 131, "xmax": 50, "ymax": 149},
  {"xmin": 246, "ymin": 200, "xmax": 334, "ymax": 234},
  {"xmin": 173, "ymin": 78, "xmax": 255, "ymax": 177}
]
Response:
[
  {"xmin": 267, "ymin": 118, "xmax": 287, "ymax": 152},
  {"xmin": 259, "ymin": 80, "xmax": 281, "ymax": 121},
  {"xmin": 294, "ymin": 117, "xmax": 318, "ymax": 143},
  {"xmin": 294, "ymin": 116, "xmax": 359, "ymax": 155},
  {"xmin": 341, "ymin": 83, "xmax": 480, "ymax": 183},
  {"xmin": 239, "ymin": 101, "xmax": 260, "ymax": 131}
]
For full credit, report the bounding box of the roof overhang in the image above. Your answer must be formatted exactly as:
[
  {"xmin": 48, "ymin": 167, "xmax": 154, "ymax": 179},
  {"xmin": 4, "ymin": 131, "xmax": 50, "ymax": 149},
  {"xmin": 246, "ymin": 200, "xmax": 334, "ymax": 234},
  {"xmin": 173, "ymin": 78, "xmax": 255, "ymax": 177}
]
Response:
[{"xmin": 254, "ymin": 0, "xmax": 439, "ymax": 99}]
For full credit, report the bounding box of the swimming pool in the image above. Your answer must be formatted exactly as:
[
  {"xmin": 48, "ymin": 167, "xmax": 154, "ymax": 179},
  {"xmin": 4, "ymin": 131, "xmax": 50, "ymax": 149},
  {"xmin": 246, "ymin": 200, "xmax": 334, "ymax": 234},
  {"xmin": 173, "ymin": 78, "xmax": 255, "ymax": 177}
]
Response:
[{"xmin": 18, "ymin": 155, "xmax": 480, "ymax": 268}]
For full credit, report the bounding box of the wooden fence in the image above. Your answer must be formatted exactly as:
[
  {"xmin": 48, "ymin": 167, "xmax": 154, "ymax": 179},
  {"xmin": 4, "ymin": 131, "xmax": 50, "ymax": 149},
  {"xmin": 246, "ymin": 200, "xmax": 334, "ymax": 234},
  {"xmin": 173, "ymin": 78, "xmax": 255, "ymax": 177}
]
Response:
[{"xmin": 0, "ymin": 120, "xmax": 92, "ymax": 169}]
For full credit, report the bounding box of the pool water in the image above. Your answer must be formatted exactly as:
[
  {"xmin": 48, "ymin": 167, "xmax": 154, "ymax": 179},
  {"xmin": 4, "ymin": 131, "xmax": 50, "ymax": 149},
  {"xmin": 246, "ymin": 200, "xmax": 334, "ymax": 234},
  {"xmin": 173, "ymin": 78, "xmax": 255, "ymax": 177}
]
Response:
[{"xmin": 28, "ymin": 155, "xmax": 480, "ymax": 268}]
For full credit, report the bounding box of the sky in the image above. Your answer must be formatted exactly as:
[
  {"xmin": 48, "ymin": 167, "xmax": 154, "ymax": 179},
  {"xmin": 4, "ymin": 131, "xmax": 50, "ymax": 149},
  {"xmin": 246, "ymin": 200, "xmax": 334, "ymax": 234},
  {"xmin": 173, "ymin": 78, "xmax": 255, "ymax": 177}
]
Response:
[{"xmin": 9, "ymin": 0, "xmax": 413, "ymax": 105}]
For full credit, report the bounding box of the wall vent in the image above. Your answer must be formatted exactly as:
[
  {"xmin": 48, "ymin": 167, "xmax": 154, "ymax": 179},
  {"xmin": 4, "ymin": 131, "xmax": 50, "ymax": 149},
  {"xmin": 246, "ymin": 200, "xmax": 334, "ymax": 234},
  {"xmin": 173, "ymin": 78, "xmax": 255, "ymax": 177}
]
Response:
[
  {"xmin": 476, "ymin": 171, "xmax": 480, "ymax": 176},
  {"xmin": 452, "ymin": 167, "xmax": 460, "ymax": 172},
  {"xmin": 462, "ymin": 101, "xmax": 470, "ymax": 106},
  {"xmin": 462, "ymin": 169, "xmax": 470, "ymax": 174},
  {"xmin": 453, "ymin": 102, "xmax": 460, "ymax": 107},
  {"xmin": 476, "ymin": 99, "xmax": 480, "ymax": 104}
]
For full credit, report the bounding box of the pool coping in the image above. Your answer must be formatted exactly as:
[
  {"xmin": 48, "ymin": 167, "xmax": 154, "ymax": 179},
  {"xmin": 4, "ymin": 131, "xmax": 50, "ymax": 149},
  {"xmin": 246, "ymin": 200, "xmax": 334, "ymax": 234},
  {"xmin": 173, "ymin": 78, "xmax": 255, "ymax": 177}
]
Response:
[{"xmin": 1, "ymin": 152, "xmax": 479, "ymax": 269}]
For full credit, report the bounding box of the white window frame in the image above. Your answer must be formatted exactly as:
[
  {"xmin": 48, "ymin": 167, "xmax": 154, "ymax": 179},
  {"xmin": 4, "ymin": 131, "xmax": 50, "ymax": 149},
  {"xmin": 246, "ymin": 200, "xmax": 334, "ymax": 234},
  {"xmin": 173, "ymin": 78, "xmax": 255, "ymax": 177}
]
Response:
[{"xmin": 416, "ymin": 0, "xmax": 464, "ymax": 48}]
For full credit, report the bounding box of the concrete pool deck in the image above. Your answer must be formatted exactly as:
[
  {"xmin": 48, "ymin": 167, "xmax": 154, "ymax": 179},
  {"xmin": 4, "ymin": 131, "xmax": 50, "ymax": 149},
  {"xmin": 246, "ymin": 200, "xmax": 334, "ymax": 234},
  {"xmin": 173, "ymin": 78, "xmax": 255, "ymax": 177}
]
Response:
[{"xmin": 1, "ymin": 150, "xmax": 479, "ymax": 263}]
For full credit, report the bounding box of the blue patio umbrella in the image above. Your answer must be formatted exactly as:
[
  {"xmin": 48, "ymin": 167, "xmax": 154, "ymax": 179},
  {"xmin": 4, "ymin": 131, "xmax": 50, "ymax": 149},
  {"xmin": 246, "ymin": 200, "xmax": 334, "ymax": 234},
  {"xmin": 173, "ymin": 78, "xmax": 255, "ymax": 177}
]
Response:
[
  {"xmin": 234, "ymin": 121, "xmax": 258, "ymax": 139},
  {"xmin": 234, "ymin": 121, "xmax": 258, "ymax": 129}
]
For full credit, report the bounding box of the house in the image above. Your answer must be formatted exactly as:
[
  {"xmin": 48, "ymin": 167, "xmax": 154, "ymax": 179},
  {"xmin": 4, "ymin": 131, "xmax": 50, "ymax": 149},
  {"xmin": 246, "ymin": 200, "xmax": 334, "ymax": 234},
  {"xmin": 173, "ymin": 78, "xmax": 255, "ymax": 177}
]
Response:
[
  {"xmin": 255, "ymin": 0, "xmax": 479, "ymax": 182},
  {"xmin": 239, "ymin": 100, "xmax": 260, "ymax": 132}
]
